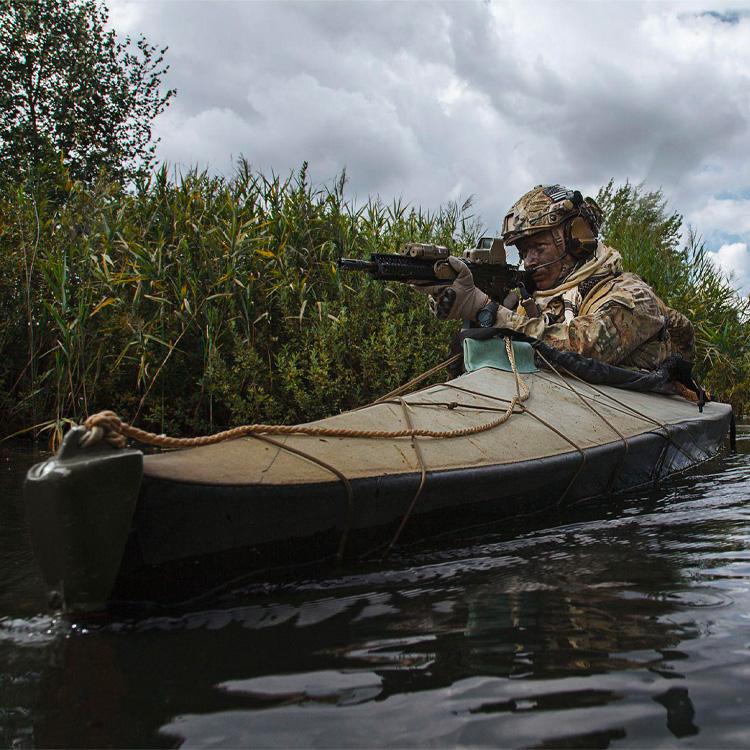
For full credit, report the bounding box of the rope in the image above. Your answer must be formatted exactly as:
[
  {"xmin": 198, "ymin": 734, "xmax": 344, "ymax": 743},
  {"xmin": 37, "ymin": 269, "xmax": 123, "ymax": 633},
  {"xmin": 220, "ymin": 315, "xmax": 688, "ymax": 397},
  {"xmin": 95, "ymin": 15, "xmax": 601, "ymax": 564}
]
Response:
[
  {"xmin": 535, "ymin": 347, "xmax": 629, "ymax": 495},
  {"xmin": 381, "ymin": 398, "xmax": 428, "ymax": 560},
  {"xmin": 81, "ymin": 405, "xmax": 524, "ymax": 449},
  {"xmin": 80, "ymin": 344, "xmax": 527, "ymax": 450},
  {"xmin": 249, "ymin": 434, "xmax": 354, "ymax": 563},
  {"xmin": 522, "ymin": 405, "xmax": 587, "ymax": 506},
  {"xmin": 383, "ymin": 339, "xmax": 528, "ymax": 555},
  {"xmin": 362, "ymin": 338, "xmax": 530, "ymax": 561},
  {"xmin": 440, "ymin": 379, "xmax": 584, "ymax": 506},
  {"xmin": 536, "ymin": 365, "xmax": 705, "ymax": 467}
]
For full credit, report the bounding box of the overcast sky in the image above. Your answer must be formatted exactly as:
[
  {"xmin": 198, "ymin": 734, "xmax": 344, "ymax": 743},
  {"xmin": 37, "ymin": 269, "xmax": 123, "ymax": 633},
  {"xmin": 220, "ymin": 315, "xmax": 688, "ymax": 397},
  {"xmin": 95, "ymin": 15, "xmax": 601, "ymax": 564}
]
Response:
[{"xmin": 110, "ymin": 0, "xmax": 750, "ymax": 296}]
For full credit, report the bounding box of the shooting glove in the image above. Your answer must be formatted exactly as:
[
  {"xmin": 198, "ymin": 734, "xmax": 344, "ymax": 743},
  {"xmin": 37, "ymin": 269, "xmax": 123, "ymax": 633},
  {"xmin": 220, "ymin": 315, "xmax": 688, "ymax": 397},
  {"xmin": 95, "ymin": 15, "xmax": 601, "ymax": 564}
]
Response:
[
  {"xmin": 413, "ymin": 256, "xmax": 490, "ymax": 321},
  {"xmin": 493, "ymin": 304, "xmax": 516, "ymax": 327}
]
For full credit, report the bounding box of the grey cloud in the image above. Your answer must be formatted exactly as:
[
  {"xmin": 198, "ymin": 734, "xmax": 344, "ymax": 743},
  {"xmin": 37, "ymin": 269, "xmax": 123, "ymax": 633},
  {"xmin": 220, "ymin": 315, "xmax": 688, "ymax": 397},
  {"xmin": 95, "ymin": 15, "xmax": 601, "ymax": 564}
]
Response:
[
  {"xmin": 114, "ymin": 0, "xmax": 750, "ymax": 291},
  {"xmin": 444, "ymin": 4, "xmax": 748, "ymax": 191},
  {"xmin": 246, "ymin": 76, "xmax": 423, "ymax": 191},
  {"xmin": 698, "ymin": 10, "xmax": 745, "ymax": 24},
  {"xmin": 145, "ymin": 1, "xmax": 452, "ymax": 119}
]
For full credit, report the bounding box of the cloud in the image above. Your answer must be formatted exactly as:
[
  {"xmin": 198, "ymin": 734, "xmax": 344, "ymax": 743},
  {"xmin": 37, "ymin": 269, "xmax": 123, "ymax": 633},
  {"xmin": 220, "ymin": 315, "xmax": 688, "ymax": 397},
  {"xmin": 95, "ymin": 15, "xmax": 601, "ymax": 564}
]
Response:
[
  {"xmin": 108, "ymin": 0, "xmax": 750, "ymax": 291},
  {"xmin": 709, "ymin": 242, "xmax": 750, "ymax": 296},
  {"xmin": 690, "ymin": 197, "xmax": 750, "ymax": 235},
  {"xmin": 686, "ymin": 195, "xmax": 750, "ymax": 295}
]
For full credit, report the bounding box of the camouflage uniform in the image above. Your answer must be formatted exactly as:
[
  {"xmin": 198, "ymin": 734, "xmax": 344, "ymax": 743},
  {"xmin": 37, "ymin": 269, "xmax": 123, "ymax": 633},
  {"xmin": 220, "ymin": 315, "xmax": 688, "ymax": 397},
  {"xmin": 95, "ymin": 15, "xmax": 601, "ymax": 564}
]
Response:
[{"xmin": 496, "ymin": 244, "xmax": 687, "ymax": 370}]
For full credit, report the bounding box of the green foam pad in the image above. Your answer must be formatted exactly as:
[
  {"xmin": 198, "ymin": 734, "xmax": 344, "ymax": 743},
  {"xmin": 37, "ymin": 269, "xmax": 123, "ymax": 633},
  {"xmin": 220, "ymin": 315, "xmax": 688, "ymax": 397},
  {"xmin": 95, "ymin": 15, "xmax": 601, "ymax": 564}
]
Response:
[{"xmin": 462, "ymin": 337, "xmax": 538, "ymax": 374}]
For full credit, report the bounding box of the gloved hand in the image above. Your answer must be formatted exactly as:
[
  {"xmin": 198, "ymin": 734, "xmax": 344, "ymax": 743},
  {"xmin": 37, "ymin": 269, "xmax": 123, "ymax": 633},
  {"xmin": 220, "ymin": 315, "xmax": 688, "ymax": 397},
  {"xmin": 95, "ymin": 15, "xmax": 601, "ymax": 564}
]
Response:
[
  {"xmin": 493, "ymin": 304, "xmax": 515, "ymax": 326},
  {"xmin": 413, "ymin": 256, "xmax": 490, "ymax": 320}
]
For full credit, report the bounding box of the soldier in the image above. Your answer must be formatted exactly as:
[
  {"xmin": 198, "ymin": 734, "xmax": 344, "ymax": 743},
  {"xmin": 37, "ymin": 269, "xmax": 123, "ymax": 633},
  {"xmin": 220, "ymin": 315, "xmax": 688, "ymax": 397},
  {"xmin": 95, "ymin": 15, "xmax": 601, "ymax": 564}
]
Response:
[{"xmin": 420, "ymin": 184, "xmax": 694, "ymax": 370}]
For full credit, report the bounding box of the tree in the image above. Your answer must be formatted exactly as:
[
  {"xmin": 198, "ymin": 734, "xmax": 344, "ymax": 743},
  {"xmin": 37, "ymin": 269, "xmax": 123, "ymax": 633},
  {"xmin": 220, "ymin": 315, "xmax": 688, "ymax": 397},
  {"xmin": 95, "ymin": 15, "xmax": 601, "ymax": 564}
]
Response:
[{"xmin": 0, "ymin": 0, "xmax": 175, "ymax": 184}]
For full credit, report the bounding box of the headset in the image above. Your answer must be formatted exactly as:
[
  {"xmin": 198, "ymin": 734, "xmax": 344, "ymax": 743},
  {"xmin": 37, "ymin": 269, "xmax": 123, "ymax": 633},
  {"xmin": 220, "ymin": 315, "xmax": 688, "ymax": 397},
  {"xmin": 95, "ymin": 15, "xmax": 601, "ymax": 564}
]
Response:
[
  {"xmin": 564, "ymin": 215, "xmax": 598, "ymax": 258},
  {"xmin": 563, "ymin": 191, "xmax": 600, "ymax": 259}
]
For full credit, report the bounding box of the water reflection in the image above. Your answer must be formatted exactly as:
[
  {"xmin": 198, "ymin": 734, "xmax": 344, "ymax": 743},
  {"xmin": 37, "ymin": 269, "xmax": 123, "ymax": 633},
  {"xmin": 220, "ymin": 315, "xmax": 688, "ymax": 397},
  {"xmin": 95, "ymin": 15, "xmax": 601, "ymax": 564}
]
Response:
[
  {"xmin": 653, "ymin": 686, "xmax": 698, "ymax": 738},
  {"xmin": 31, "ymin": 510, "xmax": 745, "ymax": 746},
  {"xmin": 2, "ymin": 430, "xmax": 749, "ymax": 747}
]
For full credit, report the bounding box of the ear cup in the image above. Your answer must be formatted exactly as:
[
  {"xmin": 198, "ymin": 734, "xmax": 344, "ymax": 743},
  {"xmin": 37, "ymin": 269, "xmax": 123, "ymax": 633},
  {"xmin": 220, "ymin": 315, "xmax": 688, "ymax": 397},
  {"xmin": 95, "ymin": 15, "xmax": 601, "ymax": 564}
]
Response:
[{"xmin": 565, "ymin": 216, "xmax": 598, "ymax": 258}]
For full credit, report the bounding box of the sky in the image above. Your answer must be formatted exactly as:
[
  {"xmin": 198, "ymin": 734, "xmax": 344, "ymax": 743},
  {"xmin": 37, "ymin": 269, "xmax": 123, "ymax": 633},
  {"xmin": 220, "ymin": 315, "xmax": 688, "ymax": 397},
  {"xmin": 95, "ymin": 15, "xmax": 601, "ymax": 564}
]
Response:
[{"xmin": 109, "ymin": 0, "xmax": 750, "ymax": 296}]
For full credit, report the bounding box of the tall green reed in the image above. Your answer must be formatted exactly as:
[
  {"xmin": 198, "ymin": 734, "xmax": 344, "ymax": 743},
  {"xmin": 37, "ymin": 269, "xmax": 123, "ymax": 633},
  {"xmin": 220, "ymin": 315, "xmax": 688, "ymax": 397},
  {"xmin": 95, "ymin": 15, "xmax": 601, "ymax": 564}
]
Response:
[
  {"xmin": 1, "ymin": 166, "xmax": 748, "ymax": 447},
  {"xmin": 0, "ymin": 158, "xmax": 468, "ymax": 444}
]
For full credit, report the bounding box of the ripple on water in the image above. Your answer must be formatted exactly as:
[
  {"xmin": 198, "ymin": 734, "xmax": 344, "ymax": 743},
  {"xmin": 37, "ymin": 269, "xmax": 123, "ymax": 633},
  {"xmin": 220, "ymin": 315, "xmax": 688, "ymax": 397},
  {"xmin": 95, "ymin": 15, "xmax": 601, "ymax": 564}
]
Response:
[
  {"xmin": 0, "ymin": 615, "xmax": 66, "ymax": 647},
  {"xmin": 219, "ymin": 670, "xmax": 384, "ymax": 706}
]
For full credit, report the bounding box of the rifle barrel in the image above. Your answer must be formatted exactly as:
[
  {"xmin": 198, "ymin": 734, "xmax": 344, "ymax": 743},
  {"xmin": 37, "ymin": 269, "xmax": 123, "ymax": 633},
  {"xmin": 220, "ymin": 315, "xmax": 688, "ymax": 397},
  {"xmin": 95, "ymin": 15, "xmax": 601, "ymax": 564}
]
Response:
[{"xmin": 338, "ymin": 258, "xmax": 378, "ymax": 273}]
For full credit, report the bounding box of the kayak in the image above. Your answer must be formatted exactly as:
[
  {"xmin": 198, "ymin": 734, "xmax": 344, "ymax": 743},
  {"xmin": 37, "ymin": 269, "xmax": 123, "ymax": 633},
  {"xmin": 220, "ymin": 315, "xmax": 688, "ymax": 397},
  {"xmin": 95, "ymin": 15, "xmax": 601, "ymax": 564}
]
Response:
[{"xmin": 24, "ymin": 348, "xmax": 733, "ymax": 612}]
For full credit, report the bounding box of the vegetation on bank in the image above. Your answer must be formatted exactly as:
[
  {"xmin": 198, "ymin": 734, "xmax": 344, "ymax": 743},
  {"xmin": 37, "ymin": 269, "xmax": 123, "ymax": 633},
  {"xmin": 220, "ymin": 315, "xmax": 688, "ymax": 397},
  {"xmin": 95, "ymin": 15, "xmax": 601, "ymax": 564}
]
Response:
[
  {"xmin": 1, "ymin": 160, "xmax": 749, "ymax": 446},
  {"xmin": 598, "ymin": 181, "xmax": 750, "ymax": 411},
  {"xmin": 0, "ymin": 160, "xmax": 470, "ymax": 444}
]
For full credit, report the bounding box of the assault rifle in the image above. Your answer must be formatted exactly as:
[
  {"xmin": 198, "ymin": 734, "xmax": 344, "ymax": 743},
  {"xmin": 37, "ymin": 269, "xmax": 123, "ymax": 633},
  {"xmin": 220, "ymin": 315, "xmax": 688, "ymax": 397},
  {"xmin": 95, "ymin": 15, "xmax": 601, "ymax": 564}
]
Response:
[{"xmin": 339, "ymin": 237, "xmax": 534, "ymax": 316}]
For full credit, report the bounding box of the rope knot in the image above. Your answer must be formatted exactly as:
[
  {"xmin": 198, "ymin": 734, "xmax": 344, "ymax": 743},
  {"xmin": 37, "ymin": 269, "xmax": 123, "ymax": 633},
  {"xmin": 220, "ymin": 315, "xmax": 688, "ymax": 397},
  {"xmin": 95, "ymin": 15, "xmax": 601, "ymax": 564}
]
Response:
[{"xmin": 80, "ymin": 410, "xmax": 128, "ymax": 449}]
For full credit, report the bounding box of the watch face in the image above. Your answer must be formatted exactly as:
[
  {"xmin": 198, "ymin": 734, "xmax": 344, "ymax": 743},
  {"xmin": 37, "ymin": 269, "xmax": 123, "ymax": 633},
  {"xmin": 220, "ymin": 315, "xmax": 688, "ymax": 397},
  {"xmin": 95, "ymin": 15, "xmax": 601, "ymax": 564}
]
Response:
[
  {"xmin": 477, "ymin": 309, "xmax": 493, "ymax": 328},
  {"xmin": 477, "ymin": 302, "xmax": 498, "ymax": 328}
]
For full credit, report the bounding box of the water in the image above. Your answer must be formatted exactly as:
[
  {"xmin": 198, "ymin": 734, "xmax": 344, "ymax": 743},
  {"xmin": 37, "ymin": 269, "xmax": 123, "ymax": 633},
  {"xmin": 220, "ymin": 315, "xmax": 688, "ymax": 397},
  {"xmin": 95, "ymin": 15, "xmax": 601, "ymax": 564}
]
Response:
[{"xmin": 2, "ymin": 427, "xmax": 750, "ymax": 748}]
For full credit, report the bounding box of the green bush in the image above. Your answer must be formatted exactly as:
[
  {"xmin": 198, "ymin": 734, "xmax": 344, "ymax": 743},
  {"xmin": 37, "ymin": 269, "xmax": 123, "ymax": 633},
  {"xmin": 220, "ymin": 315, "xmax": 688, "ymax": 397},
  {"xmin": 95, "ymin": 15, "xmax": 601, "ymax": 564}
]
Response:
[
  {"xmin": 0, "ymin": 159, "xmax": 468, "ymax": 444},
  {"xmin": 2, "ymin": 164, "xmax": 748, "ymax": 446}
]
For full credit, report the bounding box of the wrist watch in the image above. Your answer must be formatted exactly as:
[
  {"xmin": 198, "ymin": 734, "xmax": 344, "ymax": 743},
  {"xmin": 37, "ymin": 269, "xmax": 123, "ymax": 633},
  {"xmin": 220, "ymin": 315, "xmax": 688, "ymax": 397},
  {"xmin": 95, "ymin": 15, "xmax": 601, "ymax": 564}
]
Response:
[{"xmin": 476, "ymin": 301, "xmax": 499, "ymax": 328}]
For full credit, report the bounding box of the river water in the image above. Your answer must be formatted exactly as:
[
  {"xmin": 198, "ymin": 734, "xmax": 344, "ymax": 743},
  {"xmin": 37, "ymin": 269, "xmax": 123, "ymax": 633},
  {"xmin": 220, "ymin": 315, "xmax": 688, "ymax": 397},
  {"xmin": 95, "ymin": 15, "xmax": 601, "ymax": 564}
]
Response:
[{"xmin": 2, "ymin": 426, "xmax": 750, "ymax": 748}]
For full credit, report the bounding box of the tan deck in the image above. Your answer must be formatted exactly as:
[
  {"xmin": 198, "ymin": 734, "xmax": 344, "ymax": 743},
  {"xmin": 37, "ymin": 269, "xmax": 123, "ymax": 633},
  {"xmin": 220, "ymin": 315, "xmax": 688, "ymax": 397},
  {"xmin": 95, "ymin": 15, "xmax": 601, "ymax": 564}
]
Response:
[{"xmin": 143, "ymin": 368, "xmax": 719, "ymax": 486}]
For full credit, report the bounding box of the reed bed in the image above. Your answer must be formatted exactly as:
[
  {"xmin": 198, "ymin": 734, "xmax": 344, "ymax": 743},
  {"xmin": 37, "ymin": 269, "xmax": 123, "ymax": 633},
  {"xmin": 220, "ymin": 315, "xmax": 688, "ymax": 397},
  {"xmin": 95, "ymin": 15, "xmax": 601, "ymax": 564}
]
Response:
[
  {"xmin": 1, "ymin": 160, "xmax": 474, "ymax": 444},
  {"xmin": 1, "ymin": 163, "xmax": 748, "ymax": 446}
]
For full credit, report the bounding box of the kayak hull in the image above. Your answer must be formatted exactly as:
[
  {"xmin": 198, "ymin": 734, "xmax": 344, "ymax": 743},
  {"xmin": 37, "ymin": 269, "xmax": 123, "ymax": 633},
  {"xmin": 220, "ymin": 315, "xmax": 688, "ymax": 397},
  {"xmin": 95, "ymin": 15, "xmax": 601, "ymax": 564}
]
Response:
[
  {"xmin": 112, "ymin": 399, "xmax": 729, "ymax": 604},
  {"xmin": 23, "ymin": 366, "xmax": 733, "ymax": 610}
]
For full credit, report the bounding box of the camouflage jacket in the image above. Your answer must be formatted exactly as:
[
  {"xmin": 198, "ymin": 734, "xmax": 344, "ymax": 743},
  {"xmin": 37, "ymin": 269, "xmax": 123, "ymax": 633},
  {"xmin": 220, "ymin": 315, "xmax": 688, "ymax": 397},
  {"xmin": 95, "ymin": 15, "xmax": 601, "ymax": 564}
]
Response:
[{"xmin": 497, "ymin": 244, "xmax": 692, "ymax": 370}]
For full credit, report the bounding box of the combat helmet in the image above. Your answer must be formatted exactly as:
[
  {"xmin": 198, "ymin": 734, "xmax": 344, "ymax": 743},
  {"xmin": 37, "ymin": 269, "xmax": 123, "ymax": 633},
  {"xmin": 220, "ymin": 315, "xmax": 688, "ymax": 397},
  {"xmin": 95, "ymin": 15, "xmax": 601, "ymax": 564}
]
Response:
[{"xmin": 501, "ymin": 185, "xmax": 604, "ymax": 258}]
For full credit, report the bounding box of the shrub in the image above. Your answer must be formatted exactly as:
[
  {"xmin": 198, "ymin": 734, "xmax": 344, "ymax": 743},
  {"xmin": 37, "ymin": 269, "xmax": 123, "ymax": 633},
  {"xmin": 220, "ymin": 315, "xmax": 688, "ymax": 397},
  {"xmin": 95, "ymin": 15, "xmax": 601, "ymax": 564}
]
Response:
[
  {"xmin": 0, "ymin": 160, "xmax": 466, "ymax": 443},
  {"xmin": 2, "ymin": 166, "xmax": 747, "ymax": 446}
]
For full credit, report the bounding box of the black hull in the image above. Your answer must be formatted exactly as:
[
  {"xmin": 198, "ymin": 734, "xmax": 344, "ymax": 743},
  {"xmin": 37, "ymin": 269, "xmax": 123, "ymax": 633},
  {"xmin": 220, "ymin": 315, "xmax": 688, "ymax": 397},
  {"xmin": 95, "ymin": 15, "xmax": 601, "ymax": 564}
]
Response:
[{"xmin": 111, "ymin": 407, "xmax": 730, "ymax": 605}]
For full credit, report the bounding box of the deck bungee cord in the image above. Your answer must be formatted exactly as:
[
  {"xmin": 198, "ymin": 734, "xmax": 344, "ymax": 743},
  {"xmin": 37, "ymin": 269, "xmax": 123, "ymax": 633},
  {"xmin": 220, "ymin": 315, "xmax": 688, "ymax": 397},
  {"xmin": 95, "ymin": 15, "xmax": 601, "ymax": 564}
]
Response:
[{"xmin": 535, "ymin": 364, "xmax": 707, "ymax": 468}]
